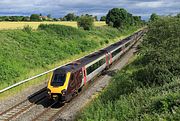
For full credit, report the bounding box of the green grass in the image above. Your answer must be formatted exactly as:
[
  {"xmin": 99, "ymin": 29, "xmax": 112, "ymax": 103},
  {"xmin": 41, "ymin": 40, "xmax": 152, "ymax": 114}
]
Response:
[
  {"xmin": 77, "ymin": 17, "xmax": 180, "ymax": 121},
  {"xmin": 0, "ymin": 24, "xmax": 141, "ymax": 98}
]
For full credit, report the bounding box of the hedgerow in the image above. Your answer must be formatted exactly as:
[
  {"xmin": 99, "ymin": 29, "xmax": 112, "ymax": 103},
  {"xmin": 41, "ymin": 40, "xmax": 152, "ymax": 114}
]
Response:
[{"xmin": 134, "ymin": 17, "xmax": 180, "ymax": 85}]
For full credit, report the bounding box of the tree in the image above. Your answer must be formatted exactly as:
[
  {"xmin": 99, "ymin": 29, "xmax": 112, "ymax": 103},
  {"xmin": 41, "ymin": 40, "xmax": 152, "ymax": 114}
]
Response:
[
  {"xmin": 100, "ymin": 16, "xmax": 106, "ymax": 21},
  {"xmin": 30, "ymin": 14, "xmax": 40, "ymax": 21},
  {"xmin": 47, "ymin": 14, "xmax": 51, "ymax": 18},
  {"xmin": 106, "ymin": 8, "xmax": 129, "ymax": 28},
  {"xmin": 77, "ymin": 16, "xmax": 94, "ymax": 30},
  {"xmin": 177, "ymin": 13, "xmax": 180, "ymax": 18},
  {"xmin": 133, "ymin": 16, "xmax": 142, "ymax": 25},
  {"xmin": 22, "ymin": 17, "xmax": 30, "ymax": 21},
  {"xmin": 127, "ymin": 13, "xmax": 134, "ymax": 25},
  {"xmin": 150, "ymin": 13, "xmax": 159, "ymax": 22},
  {"xmin": 94, "ymin": 16, "xmax": 98, "ymax": 21},
  {"xmin": 64, "ymin": 13, "xmax": 76, "ymax": 21}
]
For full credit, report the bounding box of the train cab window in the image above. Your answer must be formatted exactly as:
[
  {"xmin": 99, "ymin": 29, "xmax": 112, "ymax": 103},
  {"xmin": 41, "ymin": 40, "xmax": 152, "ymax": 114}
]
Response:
[{"xmin": 51, "ymin": 74, "xmax": 66, "ymax": 87}]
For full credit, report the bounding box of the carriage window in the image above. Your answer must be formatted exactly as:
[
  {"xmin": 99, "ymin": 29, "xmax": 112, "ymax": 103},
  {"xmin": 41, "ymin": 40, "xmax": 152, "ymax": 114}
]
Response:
[
  {"xmin": 125, "ymin": 42, "xmax": 130, "ymax": 47},
  {"xmin": 86, "ymin": 58, "xmax": 106, "ymax": 75},
  {"xmin": 51, "ymin": 74, "xmax": 66, "ymax": 86},
  {"xmin": 112, "ymin": 47, "xmax": 122, "ymax": 57}
]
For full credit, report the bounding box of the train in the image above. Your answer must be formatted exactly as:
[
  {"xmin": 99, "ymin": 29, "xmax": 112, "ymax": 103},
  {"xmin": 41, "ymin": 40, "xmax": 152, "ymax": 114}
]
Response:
[{"xmin": 47, "ymin": 29, "xmax": 146, "ymax": 102}]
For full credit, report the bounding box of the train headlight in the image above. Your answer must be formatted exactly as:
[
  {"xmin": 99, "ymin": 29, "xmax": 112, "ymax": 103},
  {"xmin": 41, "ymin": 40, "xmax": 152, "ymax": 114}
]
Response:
[
  {"xmin": 47, "ymin": 88, "xmax": 51, "ymax": 95},
  {"xmin": 61, "ymin": 89, "xmax": 67, "ymax": 95}
]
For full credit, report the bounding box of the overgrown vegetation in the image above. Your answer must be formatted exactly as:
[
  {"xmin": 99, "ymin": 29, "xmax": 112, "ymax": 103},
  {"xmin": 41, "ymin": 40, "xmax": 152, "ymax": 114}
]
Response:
[
  {"xmin": 77, "ymin": 16, "xmax": 180, "ymax": 120},
  {"xmin": 77, "ymin": 16, "xmax": 94, "ymax": 30},
  {"xmin": 0, "ymin": 24, "xmax": 140, "ymax": 89}
]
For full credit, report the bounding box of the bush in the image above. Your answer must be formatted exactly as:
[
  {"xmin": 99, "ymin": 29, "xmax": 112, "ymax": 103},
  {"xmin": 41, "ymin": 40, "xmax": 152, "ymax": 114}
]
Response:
[
  {"xmin": 30, "ymin": 14, "xmax": 41, "ymax": 21},
  {"xmin": 77, "ymin": 16, "xmax": 94, "ymax": 30},
  {"xmin": 134, "ymin": 17, "xmax": 180, "ymax": 85},
  {"xmin": 133, "ymin": 64, "xmax": 174, "ymax": 86},
  {"xmin": 38, "ymin": 24, "xmax": 86, "ymax": 38},
  {"xmin": 23, "ymin": 25, "xmax": 32, "ymax": 33}
]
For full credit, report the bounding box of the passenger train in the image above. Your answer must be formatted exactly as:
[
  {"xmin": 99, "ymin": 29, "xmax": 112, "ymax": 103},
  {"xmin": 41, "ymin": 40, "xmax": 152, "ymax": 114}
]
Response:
[{"xmin": 47, "ymin": 29, "xmax": 145, "ymax": 101}]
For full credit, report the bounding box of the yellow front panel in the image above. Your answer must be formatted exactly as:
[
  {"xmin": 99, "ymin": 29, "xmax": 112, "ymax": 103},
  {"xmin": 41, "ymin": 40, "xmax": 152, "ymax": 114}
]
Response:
[{"xmin": 48, "ymin": 72, "xmax": 71, "ymax": 94}]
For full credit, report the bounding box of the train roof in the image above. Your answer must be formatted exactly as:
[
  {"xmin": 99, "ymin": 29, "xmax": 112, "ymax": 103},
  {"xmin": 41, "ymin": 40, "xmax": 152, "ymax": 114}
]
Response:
[{"xmin": 54, "ymin": 30, "xmax": 142, "ymax": 74}]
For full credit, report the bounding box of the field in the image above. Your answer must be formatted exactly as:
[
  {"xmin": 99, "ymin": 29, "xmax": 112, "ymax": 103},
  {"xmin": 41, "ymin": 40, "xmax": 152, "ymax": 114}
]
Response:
[
  {"xmin": 77, "ymin": 17, "xmax": 180, "ymax": 120},
  {"xmin": 0, "ymin": 21, "xmax": 106, "ymax": 30}
]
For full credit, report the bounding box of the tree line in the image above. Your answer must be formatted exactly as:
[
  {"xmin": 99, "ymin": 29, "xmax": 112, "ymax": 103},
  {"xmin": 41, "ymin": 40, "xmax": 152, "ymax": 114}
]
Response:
[
  {"xmin": 0, "ymin": 13, "xmax": 98, "ymax": 22},
  {"xmin": 0, "ymin": 8, "xmax": 147, "ymax": 31},
  {"xmin": 78, "ymin": 8, "xmax": 146, "ymax": 30}
]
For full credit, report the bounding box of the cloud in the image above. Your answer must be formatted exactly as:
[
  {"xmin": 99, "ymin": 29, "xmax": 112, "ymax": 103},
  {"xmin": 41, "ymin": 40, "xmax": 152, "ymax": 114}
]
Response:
[
  {"xmin": 0, "ymin": 0, "xmax": 179, "ymax": 20},
  {"xmin": 135, "ymin": 1, "xmax": 164, "ymax": 8}
]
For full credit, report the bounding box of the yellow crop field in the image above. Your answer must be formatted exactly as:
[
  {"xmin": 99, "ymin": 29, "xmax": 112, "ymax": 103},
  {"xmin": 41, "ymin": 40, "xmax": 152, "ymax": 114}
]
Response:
[{"xmin": 0, "ymin": 21, "xmax": 106, "ymax": 30}]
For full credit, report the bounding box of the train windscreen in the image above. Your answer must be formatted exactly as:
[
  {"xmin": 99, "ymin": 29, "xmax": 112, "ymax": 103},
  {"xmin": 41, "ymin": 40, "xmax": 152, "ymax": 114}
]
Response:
[{"xmin": 51, "ymin": 74, "xmax": 66, "ymax": 86}]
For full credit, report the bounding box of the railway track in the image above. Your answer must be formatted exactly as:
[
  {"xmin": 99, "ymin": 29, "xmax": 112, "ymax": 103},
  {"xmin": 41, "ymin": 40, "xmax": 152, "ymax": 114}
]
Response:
[
  {"xmin": 31, "ymin": 68, "xmax": 115, "ymax": 121},
  {"xmin": 31, "ymin": 101, "xmax": 64, "ymax": 121},
  {"xmin": 31, "ymin": 92, "xmax": 80, "ymax": 121},
  {"xmin": 0, "ymin": 88, "xmax": 47, "ymax": 121}
]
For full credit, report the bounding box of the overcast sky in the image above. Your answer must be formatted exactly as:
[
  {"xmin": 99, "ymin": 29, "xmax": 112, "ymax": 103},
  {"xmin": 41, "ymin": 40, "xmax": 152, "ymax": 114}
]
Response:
[{"xmin": 0, "ymin": 0, "xmax": 179, "ymax": 20}]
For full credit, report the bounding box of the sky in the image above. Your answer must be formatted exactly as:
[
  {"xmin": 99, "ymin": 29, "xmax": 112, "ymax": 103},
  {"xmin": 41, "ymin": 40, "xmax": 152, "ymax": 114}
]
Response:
[{"xmin": 0, "ymin": 0, "xmax": 179, "ymax": 20}]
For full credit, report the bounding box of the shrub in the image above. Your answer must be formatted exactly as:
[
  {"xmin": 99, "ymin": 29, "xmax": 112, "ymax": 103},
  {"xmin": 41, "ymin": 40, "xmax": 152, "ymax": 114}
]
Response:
[
  {"xmin": 77, "ymin": 16, "xmax": 94, "ymax": 30},
  {"xmin": 100, "ymin": 16, "xmax": 106, "ymax": 21},
  {"xmin": 30, "ymin": 14, "xmax": 41, "ymax": 21},
  {"xmin": 38, "ymin": 24, "xmax": 86, "ymax": 38},
  {"xmin": 133, "ymin": 64, "xmax": 174, "ymax": 86},
  {"xmin": 134, "ymin": 17, "xmax": 180, "ymax": 85},
  {"xmin": 23, "ymin": 25, "xmax": 32, "ymax": 33}
]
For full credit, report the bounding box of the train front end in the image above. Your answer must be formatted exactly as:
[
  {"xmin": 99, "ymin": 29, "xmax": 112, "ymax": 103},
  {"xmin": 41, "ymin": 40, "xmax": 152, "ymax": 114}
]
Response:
[{"xmin": 47, "ymin": 68, "xmax": 71, "ymax": 101}]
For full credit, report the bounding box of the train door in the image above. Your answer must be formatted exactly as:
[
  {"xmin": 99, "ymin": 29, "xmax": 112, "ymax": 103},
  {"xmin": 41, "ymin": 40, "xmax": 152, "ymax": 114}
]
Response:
[
  {"xmin": 74, "ymin": 69, "xmax": 83, "ymax": 90},
  {"xmin": 82, "ymin": 67, "xmax": 87, "ymax": 85},
  {"xmin": 68, "ymin": 73, "xmax": 76, "ymax": 94},
  {"xmin": 122, "ymin": 45, "xmax": 125, "ymax": 53},
  {"xmin": 109, "ymin": 53, "xmax": 112, "ymax": 65},
  {"xmin": 106, "ymin": 52, "xmax": 112, "ymax": 67},
  {"xmin": 105, "ymin": 53, "xmax": 109, "ymax": 66}
]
